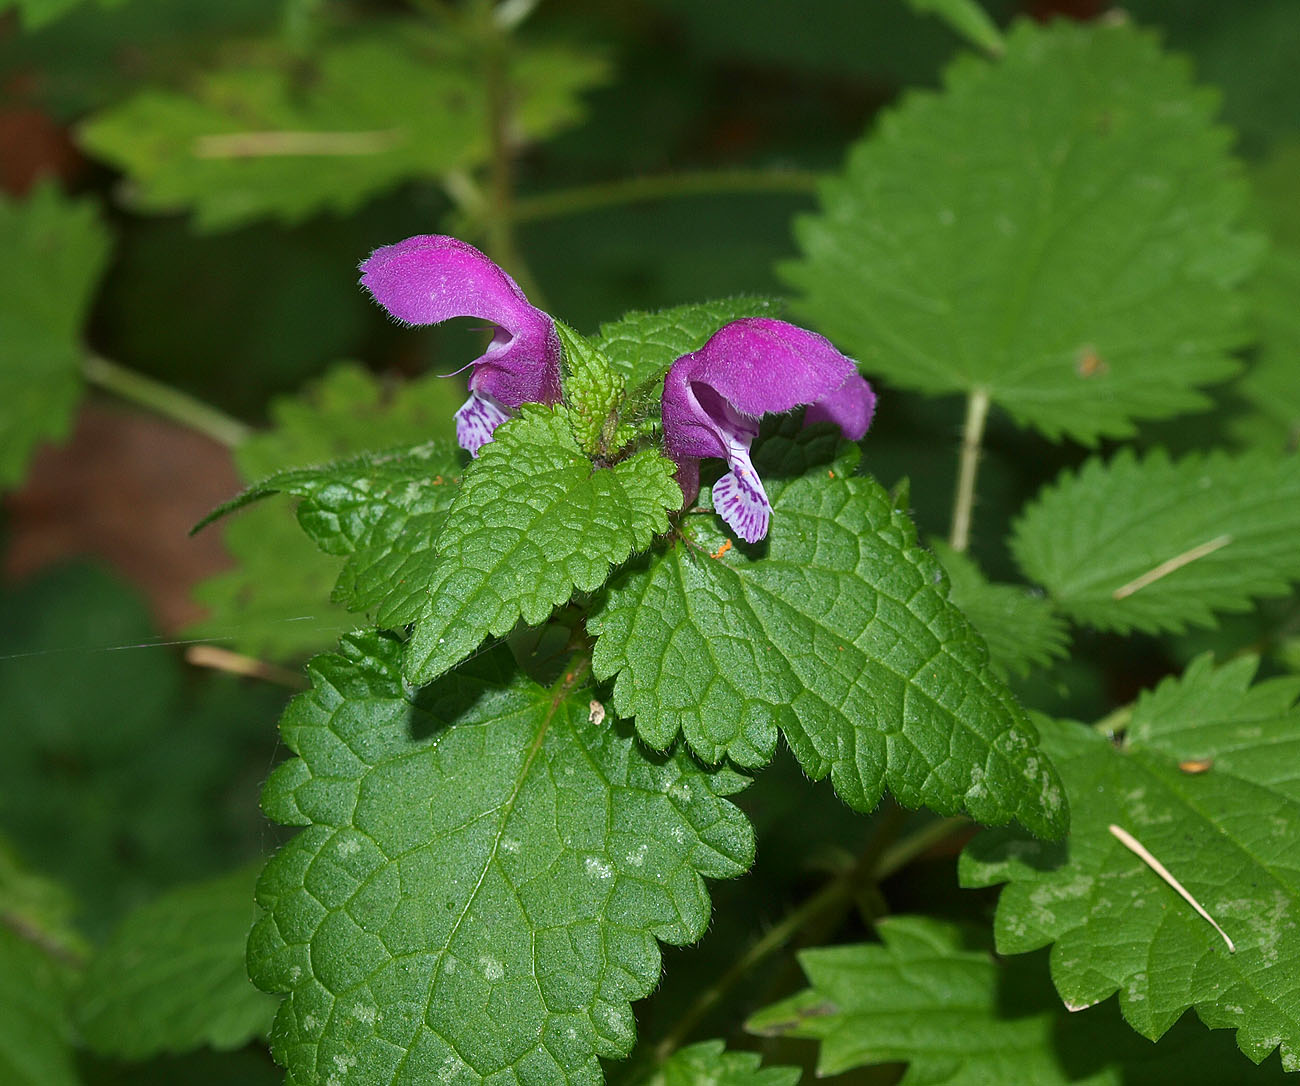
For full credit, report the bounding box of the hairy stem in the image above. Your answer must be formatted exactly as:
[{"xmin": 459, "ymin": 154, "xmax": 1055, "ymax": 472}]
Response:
[
  {"xmin": 649, "ymin": 802, "xmax": 910, "ymax": 1063},
  {"xmin": 948, "ymin": 386, "xmax": 990, "ymax": 553},
  {"xmin": 83, "ymin": 355, "xmax": 252, "ymax": 448}
]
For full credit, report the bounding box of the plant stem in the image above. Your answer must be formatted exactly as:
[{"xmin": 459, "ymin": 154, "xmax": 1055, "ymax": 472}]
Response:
[
  {"xmin": 875, "ymin": 816, "xmax": 970, "ymax": 879},
  {"xmin": 83, "ymin": 355, "xmax": 252, "ymax": 448},
  {"xmin": 649, "ymin": 802, "xmax": 909, "ymax": 1064},
  {"xmin": 469, "ymin": 0, "xmax": 545, "ymax": 303},
  {"xmin": 503, "ymin": 168, "xmax": 821, "ymax": 226},
  {"xmin": 948, "ymin": 386, "xmax": 990, "ymax": 553}
]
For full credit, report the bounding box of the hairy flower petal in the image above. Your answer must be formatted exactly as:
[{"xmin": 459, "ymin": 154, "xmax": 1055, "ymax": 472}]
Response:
[
  {"xmin": 359, "ymin": 235, "xmax": 561, "ymax": 452},
  {"xmin": 661, "ymin": 317, "xmax": 875, "ymax": 540}
]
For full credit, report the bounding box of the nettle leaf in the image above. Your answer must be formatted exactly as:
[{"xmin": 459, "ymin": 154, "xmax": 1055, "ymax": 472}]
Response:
[
  {"xmin": 405, "ymin": 406, "xmax": 681, "ymax": 684},
  {"xmin": 79, "ymin": 30, "xmax": 605, "ymax": 231},
  {"xmin": 0, "ymin": 183, "xmax": 111, "ymax": 489},
  {"xmin": 0, "ymin": 928, "xmax": 77, "ymax": 1086},
  {"xmin": 0, "ymin": 843, "xmax": 82, "ymax": 1086},
  {"xmin": 931, "ymin": 541, "xmax": 1069, "ymax": 680},
  {"xmin": 248, "ymin": 632, "xmax": 753, "ymax": 1083},
  {"xmin": 557, "ymin": 322, "xmax": 627, "ymax": 458},
  {"xmin": 748, "ymin": 915, "xmax": 1296, "ymax": 1084},
  {"xmin": 76, "ymin": 864, "xmax": 277, "ymax": 1060},
  {"xmin": 1011, "ymin": 449, "xmax": 1300, "ymax": 634},
  {"xmin": 783, "ymin": 19, "xmax": 1261, "ymax": 443},
  {"xmin": 595, "ymin": 297, "xmax": 781, "ymax": 396},
  {"xmin": 644, "ymin": 1040, "xmax": 799, "ymax": 1086},
  {"xmin": 200, "ymin": 440, "xmax": 464, "ymax": 622},
  {"xmin": 191, "ymin": 363, "xmax": 465, "ymax": 659},
  {"xmin": 960, "ymin": 655, "xmax": 1300, "ymax": 1070},
  {"xmin": 591, "ymin": 436, "xmax": 1067, "ymax": 838}
]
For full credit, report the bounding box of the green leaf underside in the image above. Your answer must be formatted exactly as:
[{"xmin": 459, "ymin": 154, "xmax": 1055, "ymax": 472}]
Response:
[
  {"xmin": 931, "ymin": 540, "xmax": 1070, "ymax": 679},
  {"xmin": 591, "ymin": 437, "xmax": 1067, "ymax": 839},
  {"xmin": 960, "ymin": 655, "xmax": 1300, "ymax": 1071},
  {"xmin": 75, "ymin": 864, "xmax": 277, "ymax": 1060},
  {"xmin": 783, "ymin": 19, "xmax": 1260, "ymax": 443},
  {"xmin": 0, "ymin": 184, "xmax": 111, "ymax": 488},
  {"xmin": 748, "ymin": 915, "xmax": 1297, "ymax": 1084},
  {"xmin": 249, "ymin": 632, "xmax": 753, "ymax": 1084},
  {"xmin": 1011, "ymin": 449, "xmax": 1300, "ymax": 634},
  {"xmin": 404, "ymin": 406, "xmax": 681, "ymax": 684},
  {"xmin": 594, "ymin": 296, "xmax": 781, "ymax": 397},
  {"xmin": 79, "ymin": 31, "xmax": 606, "ymax": 230},
  {"xmin": 644, "ymin": 1040, "xmax": 800, "ymax": 1086}
]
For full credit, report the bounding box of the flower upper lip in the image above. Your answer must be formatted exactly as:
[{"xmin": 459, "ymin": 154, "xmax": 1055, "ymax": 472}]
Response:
[
  {"xmin": 359, "ymin": 234, "xmax": 561, "ymax": 455},
  {"xmin": 661, "ymin": 317, "xmax": 875, "ymax": 543}
]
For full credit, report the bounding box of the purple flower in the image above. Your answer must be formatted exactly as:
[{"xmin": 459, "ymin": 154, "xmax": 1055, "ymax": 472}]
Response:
[
  {"xmin": 359, "ymin": 235, "xmax": 562, "ymax": 456},
  {"xmin": 661, "ymin": 318, "xmax": 875, "ymax": 543}
]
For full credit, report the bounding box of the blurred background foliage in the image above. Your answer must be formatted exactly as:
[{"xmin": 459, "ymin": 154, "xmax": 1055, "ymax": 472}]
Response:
[{"xmin": 0, "ymin": 0, "xmax": 1297, "ymax": 1081}]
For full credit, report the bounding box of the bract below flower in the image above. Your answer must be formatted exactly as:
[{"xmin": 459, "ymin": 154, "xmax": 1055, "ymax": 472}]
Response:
[
  {"xmin": 359, "ymin": 235, "xmax": 561, "ymax": 455},
  {"xmin": 661, "ymin": 317, "xmax": 875, "ymax": 543}
]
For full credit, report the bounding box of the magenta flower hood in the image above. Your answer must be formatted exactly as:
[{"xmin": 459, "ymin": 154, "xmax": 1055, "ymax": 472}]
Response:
[
  {"xmin": 661, "ymin": 317, "xmax": 875, "ymax": 543},
  {"xmin": 359, "ymin": 235, "xmax": 562, "ymax": 455}
]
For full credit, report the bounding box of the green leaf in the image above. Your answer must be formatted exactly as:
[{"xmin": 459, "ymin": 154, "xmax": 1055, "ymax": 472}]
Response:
[
  {"xmin": 1233, "ymin": 147, "xmax": 1300, "ymax": 450},
  {"xmin": 931, "ymin": 541, "xmax": 1069, "ymax": 679},
  {"xmin": 0, "ymin": 928, "xmax": 78, "ymax": 1086},
  {"xmin": 556, "ymin": 322, "xmax": 627, "ymax": 458},
  {"xmin": 78, "ymin": 28, "xmax": 606, "ymax": 231},
  {"xmin": 76, "ymin": 864, "xmax": 277, "ymax": 1059},
  {"xmin": 594, "ymin": 296, "xmax": 781, "ymax": 396},
  {"xmin": 190, "ymin": 363, "xmax": 465, "ymax": 660},
  {"xmin": 783, "ymin": 19, "xmax": 1262, "ymax": 443},
  {"xmin": 0, "ymin": 841, "xmax": 80, "ymax": 1086},
  {"xmin": 190, "ymin": 503, "xmax": 355, "ymax": 663},
  {"xmin": 0, "ymin": 0, "xmax": 123, "ymax": 30},
  {"xmin": 591, "ymin": 435, "xmax": 1067, "ymax": 838},
  {"xmin": 749, "ymin": 915, "xmax": 1297, "ymax": 1083},
  {"xmin": 405, "ymin": 405, "xmax": 681, "ymax": 683},
  {"xmin": 0, "ymin": 183, "xmax": 111, "ymax": 488},
  {"xmin": 960, "ymin": 655, "xmax": 1300, "ymax": 1071},
  {"xmin": 905, "ymin": 0, "xmax": 1005, "ymax": 56},
  {"xmin": 643, "ymin": 1040, "xmax": 799, "ymax": 1086},
  {"xmin": 1011, "ymin": 449, "xmax": 1300, "ymax": 634},
  {"xmin": 248, "ymin": 632, "xmax": 753, "ymax": 1083}
]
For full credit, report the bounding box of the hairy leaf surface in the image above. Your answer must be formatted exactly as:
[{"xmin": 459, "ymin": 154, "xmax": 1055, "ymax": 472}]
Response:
[
  {"xmin": 1012, "ymin": 449, "xmax": 1300, "ymax": 633},
  {"xmin": 591, "ymin": 439, "xmax": 1066, "ymax": 838},
  {"xmin": 749, "ymin": 915, "xmax": 1296, "ymax": 1083},
  {"xmin": 961, "ymin": 656, "xmax": 1300, "ymax": 1070},
  {"xmin": 0, "ymin": 184, "xmax": 111, "ymax": 488},
  {"xmin": 784, "ymin": 19, "xmax": 1260, "ymax": 442},
  {"xmin": 249, "ymin": 632, "xmax": 753, "ymax": 1084},
  {"xmin": 405, "ymin": 406, "xmax": 681, "ymax": 683}
]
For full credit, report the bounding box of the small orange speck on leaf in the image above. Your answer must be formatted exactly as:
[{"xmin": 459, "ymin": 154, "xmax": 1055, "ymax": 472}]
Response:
[
  {"xmin": 828, "ymin": 470, "xmax": 835, "ymax": 479},
  {"xmin": 1075, "ymin": 345, "xmax": 1109, "ymax": 378},
  {"xmin": 1179, "ymin": 758, "xmax": 1213, "ymax": 774},
  {"xmin": 710, "ymin": 539, "xmax": 733, "ymax": 560}
]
